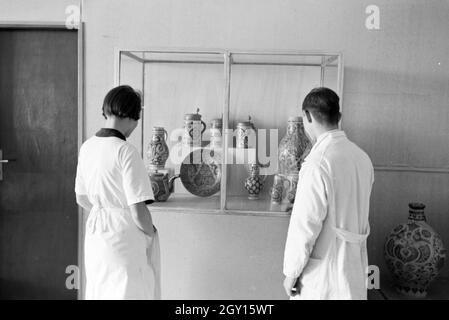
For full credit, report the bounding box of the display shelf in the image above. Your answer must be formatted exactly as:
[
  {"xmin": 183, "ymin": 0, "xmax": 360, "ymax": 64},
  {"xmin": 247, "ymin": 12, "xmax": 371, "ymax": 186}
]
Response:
[
  {"xmin": 224, "ymin": 195, "xmax": 292, "ymax": 216},
  {"xmin": 147, "ymin": 194, "xmax": 291, "ymax": 217},
  {"xmin": 147, "ymin": 194, "xmax": 221, "ymax": 214},
  {"xmin": 116, "ymin": 49, "xmax": 344, "ymax": 216}
]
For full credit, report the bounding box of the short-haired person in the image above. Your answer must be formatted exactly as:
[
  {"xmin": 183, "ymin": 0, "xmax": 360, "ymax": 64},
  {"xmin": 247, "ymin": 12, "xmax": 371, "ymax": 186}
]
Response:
[
  {"xmin": 75, "ymin": 85, "xmax": 159, "ymax": 299},
  {"xmin": 283, "ymin": 87, "xmax": 374, "ymax": 300}
]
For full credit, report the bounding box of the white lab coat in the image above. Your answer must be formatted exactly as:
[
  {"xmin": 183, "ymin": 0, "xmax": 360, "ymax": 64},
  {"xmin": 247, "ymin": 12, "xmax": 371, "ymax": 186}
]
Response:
[
  {"xmin": 283, "ymin": 130, "xmax": 374, "ymax": 300},
  {"xmin": 75, "ymin": 132, "xmax": 160, "ymax": 300}
]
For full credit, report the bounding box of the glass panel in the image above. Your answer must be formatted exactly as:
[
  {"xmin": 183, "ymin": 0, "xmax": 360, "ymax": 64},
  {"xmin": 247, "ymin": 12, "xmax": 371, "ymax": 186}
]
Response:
[
  {"xmin": 140, "ymin": 51, "xmax": 225, "ymax": 210},
  {"xmin": 231, "ymin": 52, "xmax": 325, "ymax": 66},
  {"xmin": 118, "ymin": 50, "xmax": 342, "ymax": 214},
  {"xmin": 119, "ymin": 51, "xmax": 145, "ymax": 155},
  {"xmin": 140, "ymin": 51, "xmax": 224, "ymax": 64},
  {"xmin": 322, "ymin": 55, "xmax": 339, "ymax": 97},
  {"xmin": 226, "ymin": 53, "xmax": 325, "ymax": 213}
]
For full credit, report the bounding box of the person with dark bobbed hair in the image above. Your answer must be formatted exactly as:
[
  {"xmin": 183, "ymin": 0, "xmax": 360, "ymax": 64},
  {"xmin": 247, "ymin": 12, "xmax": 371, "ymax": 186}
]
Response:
[
  {"xmin": 283, "ymin": 87, "xmax": 374, "ymax": 300},
  {"xmin": 102, "ymin": 85, "xmax": 142, "ymax": 121},
  {"xmin": 75, "ymin": 85, "xmax": 159, "ymax": 300}
]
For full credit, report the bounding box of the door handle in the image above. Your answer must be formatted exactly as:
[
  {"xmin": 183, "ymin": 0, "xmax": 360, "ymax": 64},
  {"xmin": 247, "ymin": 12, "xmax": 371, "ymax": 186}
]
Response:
[
  {"xmin": 0, "ymin": 159, "xmax": 16, "ymax": 163},
  {"xmin": 0, "ymin": 149, "xmax": 15, "ymax": 181}
]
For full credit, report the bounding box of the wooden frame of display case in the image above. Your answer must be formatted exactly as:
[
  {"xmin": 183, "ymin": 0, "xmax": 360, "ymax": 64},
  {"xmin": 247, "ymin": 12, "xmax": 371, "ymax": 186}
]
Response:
[{"xmin": 114, "ymin": 48, "xmax": 344, "ymax": 217}]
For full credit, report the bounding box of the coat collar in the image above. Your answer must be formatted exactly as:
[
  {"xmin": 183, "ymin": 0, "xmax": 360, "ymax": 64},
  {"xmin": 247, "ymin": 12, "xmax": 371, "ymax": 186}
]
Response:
[
  {"xmin": 311, "ymin": 129, "xmax": 346, "ymax": 153},
  {"xmin": 95, "ymin": 128, "xmax": 126, "ymax": 141}
]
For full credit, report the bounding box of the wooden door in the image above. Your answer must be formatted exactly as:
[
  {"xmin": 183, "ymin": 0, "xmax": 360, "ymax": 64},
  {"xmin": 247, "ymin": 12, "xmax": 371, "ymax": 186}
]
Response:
[{"xmin": 0, "ymin": 29, "xmax": 78, "ymax": 299}]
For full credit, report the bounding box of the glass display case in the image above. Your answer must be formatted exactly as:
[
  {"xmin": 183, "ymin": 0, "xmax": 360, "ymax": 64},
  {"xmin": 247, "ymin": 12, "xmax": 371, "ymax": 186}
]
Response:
[{"xmin": 115, "ymin": 49, "xmax": 343, "ymax": 216}]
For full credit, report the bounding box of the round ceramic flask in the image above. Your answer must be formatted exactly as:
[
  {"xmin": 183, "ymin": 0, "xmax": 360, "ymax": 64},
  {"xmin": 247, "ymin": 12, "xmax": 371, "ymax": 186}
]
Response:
[{"xmin": 384, "ymin": 203, "xmax": 446, "ymax": 297}]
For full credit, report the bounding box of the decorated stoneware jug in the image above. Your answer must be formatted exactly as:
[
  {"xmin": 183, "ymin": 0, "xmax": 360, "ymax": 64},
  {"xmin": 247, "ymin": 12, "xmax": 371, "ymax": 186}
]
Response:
[
  {"xmin": 384, "ymin": 203, "xmax": 446, "ymax": 297},
  {"xmin": 236, "ymin": 116, "xmax": 256, "ymax": 149},
  {"xmin": 182, "ymin": 108, "xmax": 206, "ymax": 147},
  {"xmin": 278, "ymin": 116, "xmax": 311, "ymax": 174},
  {"xmin": 147, "ymin": 127, "xmax": 169, "ymax": 170}
]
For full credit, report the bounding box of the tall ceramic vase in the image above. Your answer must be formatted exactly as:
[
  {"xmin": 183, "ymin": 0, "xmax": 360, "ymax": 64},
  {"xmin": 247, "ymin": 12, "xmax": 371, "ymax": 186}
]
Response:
[
  {"xmin": 147, "ymin": 127, "xmax": 169, "ymax": 171},
  {"xmin": 384, "ymin": 203, "xmax": 446, "ymax": 297},
  {"xmin": 278, "ymin": 116, "xmax": 311, "ymax": 174}
]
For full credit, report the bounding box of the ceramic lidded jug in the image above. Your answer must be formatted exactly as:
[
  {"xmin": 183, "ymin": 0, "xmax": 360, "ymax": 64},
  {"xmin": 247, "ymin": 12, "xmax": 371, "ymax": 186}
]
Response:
[
  {"xmin": 182, "ymin": 108, "xmax": 206, "ymax": 147},
  {"xmin": 236, "ymin": 116, "xmax": 256, "ymax": 149}
]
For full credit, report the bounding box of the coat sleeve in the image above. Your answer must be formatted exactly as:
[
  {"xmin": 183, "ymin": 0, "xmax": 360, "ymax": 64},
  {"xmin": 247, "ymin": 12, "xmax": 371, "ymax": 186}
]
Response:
[
  {"xmin": 120, "ymin": 144, "xmax": 155, "ymax": 206},
  {"xmin": 283, "ymin": 161, "xmax": 328, "ymax": 278}
]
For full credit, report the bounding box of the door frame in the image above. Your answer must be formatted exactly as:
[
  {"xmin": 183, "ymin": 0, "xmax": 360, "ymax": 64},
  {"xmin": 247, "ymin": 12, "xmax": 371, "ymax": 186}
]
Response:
[{"xmin": 0, "ymin": 21, "xmax": 85, "ymax": 300}]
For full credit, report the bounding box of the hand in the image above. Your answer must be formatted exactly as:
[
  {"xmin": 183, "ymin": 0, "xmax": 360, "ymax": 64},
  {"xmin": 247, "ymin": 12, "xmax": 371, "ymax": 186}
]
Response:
[{"xmin": 283, "ymin": 276, "xmax": 300, "ymax": 297}]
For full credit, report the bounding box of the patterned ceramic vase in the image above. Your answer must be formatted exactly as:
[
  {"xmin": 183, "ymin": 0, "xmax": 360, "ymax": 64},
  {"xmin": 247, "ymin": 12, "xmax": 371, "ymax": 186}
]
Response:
[
  {"xmin": 244, "ymin": 163, "xmax": 263, "ymax": 200},
  {"xmin": 278, "ymin": 116, "xmax": 311, "ymax": 174},
  {"xmin": 384, "ymin": 203, "xmax": 446, "ymax": 297},
  {"xmin": 147, "ymin": 127, "xmax": 169, "ymax": 170}
]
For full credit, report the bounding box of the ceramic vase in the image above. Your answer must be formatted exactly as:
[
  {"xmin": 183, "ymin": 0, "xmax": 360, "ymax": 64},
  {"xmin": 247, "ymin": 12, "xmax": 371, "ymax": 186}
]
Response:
[
  {"xmin": 384, "ymin": 203, "xmax": 446, "ymax": 297},
  {"xmin": 147, "ymin": 127, "xmax": 169, "ymax": 170},
  {"xmin": 278, "ymin": 116, "xmax": 311, "ymax": 174},
  {"xmin": 244, "ymin": 163, "xmax": 263, "ymax": 200}
]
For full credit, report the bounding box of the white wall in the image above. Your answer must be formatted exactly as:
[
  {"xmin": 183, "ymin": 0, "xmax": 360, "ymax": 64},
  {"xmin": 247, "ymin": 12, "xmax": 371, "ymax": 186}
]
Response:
[
  {"xmin": 0, "ymin": 0, "xmax": 77, "ymax": 23},
  {"xmin": 82, "ymin": 0, "xmax": 449, "ymax": 299},
  {"xmin": 2, "ymin": 0, "xmax": 449, "ymax": 299}
]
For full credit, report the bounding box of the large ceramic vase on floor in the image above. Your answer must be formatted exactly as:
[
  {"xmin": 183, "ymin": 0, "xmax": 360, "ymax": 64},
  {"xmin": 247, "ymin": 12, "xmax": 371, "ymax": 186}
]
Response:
[
  {"xmin": 384, "ymin": 203, "xmax": 446, "ymax": 297},
  {"xmin": 278, "ymin": 116, "xmax": 311, "ymax": 174}
]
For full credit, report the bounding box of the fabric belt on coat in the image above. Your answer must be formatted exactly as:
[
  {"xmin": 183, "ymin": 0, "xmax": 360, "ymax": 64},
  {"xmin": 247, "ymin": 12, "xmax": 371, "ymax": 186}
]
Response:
[
  {"xmin": 332, "ymin": 225, "xmax": 370, "ymax": 244},
  {"xmin": 87, "ymin": 205, "xmax": 127, "ymax": 234}
]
